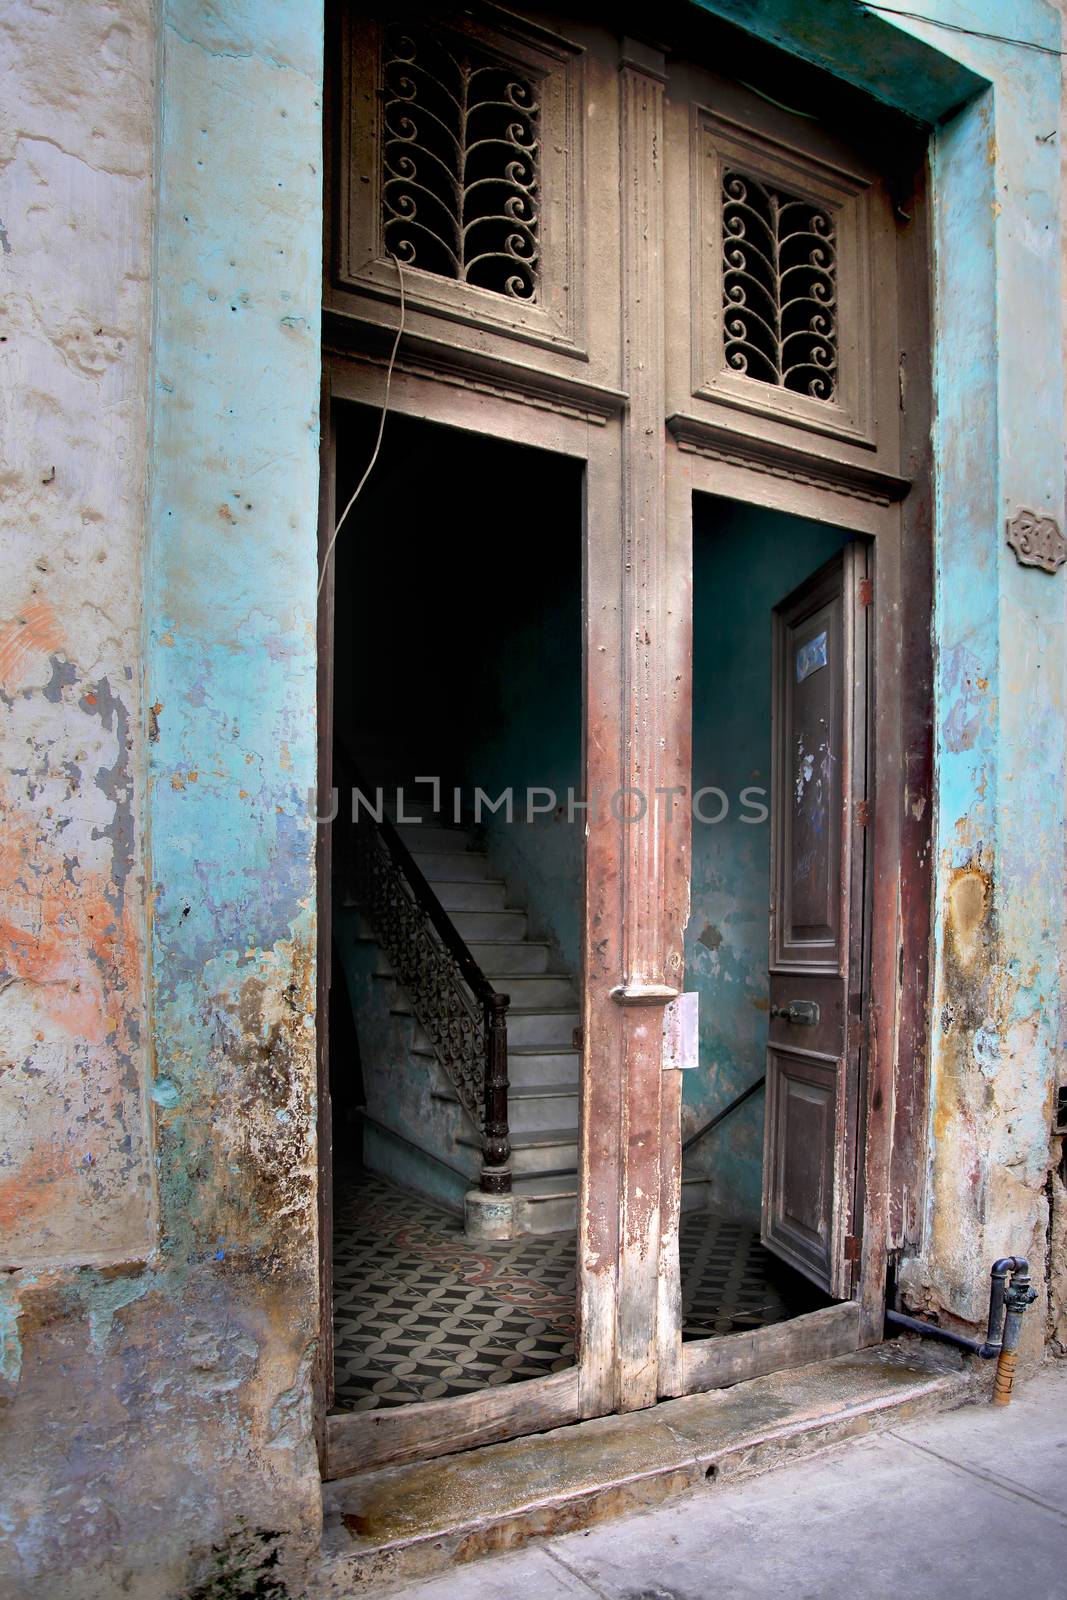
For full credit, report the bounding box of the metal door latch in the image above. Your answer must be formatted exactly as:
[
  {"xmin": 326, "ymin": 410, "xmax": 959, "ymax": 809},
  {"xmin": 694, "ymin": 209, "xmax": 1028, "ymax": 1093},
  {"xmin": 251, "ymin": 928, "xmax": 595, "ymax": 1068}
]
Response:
[{"xmin": 770, "ymin": 999, "xmax": 820, "ymax": 1026}]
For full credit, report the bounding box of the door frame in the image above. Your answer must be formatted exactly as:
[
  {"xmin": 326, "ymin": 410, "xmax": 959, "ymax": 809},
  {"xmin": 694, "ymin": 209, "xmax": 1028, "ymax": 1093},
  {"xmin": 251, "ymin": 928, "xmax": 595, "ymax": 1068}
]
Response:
[
  {"xmin": 318, "ymin": 353, "xmax": 617, "ymax": 1476},
  {"xmin": 668, "ymin": 159, "xmax": 934, "ymax": 1390},
  {"xmin": 314, "ymin": 12, "xmax": 935, "ymax": 1475}
]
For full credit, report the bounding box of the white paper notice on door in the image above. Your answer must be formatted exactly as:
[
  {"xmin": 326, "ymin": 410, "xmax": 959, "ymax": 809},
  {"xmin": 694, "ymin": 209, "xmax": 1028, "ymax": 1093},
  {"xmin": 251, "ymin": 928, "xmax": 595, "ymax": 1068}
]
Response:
[{"xmin": 663, "ymin": 990, "xmax": 699, "ymax": 1070}]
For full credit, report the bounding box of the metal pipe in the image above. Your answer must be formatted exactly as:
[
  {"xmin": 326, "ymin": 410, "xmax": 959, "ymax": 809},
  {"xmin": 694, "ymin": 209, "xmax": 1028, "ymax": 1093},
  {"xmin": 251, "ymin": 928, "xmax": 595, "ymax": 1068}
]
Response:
[
  {"xmin": 681, "ymin": 1075, "xmax": 766, "ymax": 1155},
  {"xmin": 885, "ymin": 1256, "xmax": 1038, "ymax": 1403},
  {"xmin": 885, "ymin": 1308, "xmax": 998, "ymax": 1359},
  {"xmin": 992, "ymin": 1259, "xmax": 1037, "ymax": 1407}
]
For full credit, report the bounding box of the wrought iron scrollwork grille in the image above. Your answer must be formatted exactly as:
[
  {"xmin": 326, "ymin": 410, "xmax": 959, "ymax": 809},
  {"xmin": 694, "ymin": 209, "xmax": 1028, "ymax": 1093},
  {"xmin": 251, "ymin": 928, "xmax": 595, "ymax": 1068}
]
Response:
[
  {"xmin": 381, "ymin": 22, "xmax": 540, "ymax": 302},
  {"xmin": 721, "ymin": 169, "xmax": 838, "ymax": 401},
  {"xmin": 347, "ymin": 800, "xmax": 512, "ymax": 1196}
]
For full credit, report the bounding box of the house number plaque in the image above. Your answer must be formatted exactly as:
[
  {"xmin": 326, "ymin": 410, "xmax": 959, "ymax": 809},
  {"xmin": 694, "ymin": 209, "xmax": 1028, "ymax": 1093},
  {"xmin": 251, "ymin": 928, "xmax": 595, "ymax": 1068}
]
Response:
[{"xmin": 1006, "ymin": 509, "xmax": 1066, "ymax": 573}]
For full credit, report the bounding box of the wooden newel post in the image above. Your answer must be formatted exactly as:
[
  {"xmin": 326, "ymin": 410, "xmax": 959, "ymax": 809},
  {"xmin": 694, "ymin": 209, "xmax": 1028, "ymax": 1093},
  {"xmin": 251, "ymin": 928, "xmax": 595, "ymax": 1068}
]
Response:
[{"xmin": 480, "ymin": 992, "xmax": 511, "ymax": 1194}]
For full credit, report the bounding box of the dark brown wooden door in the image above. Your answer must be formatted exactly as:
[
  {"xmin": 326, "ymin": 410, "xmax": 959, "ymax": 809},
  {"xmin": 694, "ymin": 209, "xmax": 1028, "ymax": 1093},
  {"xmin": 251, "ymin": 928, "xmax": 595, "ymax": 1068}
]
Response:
[{"xmin": 762, "ymin": 546, "xmax": 868, "ymax": 1298}]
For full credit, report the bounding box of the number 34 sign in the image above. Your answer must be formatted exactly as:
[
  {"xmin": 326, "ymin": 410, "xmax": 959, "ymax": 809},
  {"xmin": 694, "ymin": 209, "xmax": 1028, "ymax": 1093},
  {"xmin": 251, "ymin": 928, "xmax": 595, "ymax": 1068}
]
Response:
[{"xmin": 1006, "ymin": 509, "xmax": 1067, "ymax": 574}]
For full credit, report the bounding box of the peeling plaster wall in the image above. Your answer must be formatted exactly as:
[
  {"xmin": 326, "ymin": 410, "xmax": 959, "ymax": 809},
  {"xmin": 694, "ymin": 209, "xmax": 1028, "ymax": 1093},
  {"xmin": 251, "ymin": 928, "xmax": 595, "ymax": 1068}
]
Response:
[
  {"xmin": 1054, "ymin": 0, "xmax": 1067, "ymax": 1359},
  {"xmin": 896, "ymin": 9, "xmax": 1065, "ymax": 1352},
  {"xmin": 1, "ymin": 3, "xmax": 325, "ymax": 1596},
  {"xmin": 0, "ymin": 2, "xmax": 155, "ymax": 1270}
]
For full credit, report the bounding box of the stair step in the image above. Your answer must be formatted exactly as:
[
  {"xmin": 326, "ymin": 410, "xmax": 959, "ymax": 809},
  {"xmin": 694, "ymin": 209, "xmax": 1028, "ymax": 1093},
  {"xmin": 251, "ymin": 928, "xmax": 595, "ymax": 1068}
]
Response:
[
  {"xmin": 506, "ymin": 1047, "xmax": 581, "ymax": 1088},
  {"xmin": 433, "ymin": 1082, "xmax": 578, "ymax": 1135},
  {"xmin": 322, "ymin": 1344, "xmax": 976, "ymax": 1577},
  {"xmin": 515, "ymin": 1175, "xmax": 577, "ymax": 1232},
  {"xmin": 467, "ymin": 939, "xmax": 552, "ymax": 974},
  {"xmin": 392, "ymin": 824, "xmax": 475, "ymax": 852},
  {"xmin": 458, "ymin": 1125, "xmax": 579, "ymax": 1175},
  {"xmin": 430, "ymin": 878, "xmax": 508, "ymax": 911},
  {"xmin": 489, "ymin": 974, "xmax": 577, "ymax": 1009},
  {"xmin": 500, "ymin": 1007, "xmax": 579, "ymax": 1048},
  {"xmin": 409, "ymin": 850, "xmax": 491, "ymax": 882},
  {"xmin": 382, "ymin": 798, "xmax": 451, "ymax": 821},
  {"xmin": 681, "ymin": 1173, "xmax": 713, "ymax": 1211},
  {"xmin": 508, "ymin": 1086, "xmax": 580, "ymax": 1134},
  {"xmin": 513, "ymin": 1171, "xmax": 578, "ymax": 1200},
  {"xmin": 397, "ymin": 1003, "xmax": 576, "ymax": 1040},
  {"xmin": 449, "ymin": 909, "xmax": 529, "ymax": 941},
  {"xmin": 411, "ymin": 1044, "xmax": 580, "ymax": 1089}
]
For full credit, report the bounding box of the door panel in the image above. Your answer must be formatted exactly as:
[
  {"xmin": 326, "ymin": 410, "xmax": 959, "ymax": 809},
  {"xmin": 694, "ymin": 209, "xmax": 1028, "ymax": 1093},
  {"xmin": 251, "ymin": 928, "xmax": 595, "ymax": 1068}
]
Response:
[
  {"xmin": 763, "ymin": 547, "xmax": 867, "ymax": 1298},
  {"xmin": 764, "ymin": 1047, "xmax": 843, "ymax": 1289}
]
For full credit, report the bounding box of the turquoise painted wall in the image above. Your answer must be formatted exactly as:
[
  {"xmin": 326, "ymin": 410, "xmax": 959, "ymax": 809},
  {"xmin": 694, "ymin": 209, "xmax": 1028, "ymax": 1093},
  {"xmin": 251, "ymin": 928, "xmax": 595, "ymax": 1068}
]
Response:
[
  {"xmin": 684, "ymin": 500, "xmax": 848, "ymax": 1223},
  {"xmin": 141, "ymin": 0, "xmax": 325, "ymax": 1567}
]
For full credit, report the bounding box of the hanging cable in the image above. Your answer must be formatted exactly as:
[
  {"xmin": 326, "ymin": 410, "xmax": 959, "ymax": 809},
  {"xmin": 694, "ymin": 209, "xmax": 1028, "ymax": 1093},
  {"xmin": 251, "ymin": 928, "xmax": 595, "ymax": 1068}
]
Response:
[
  {"xmin": 857, "ymin": 2, "xmax": 1065, "ymax": 56},
  {"xmin": 317, "ymin": 254, "xmax": 407, "ymax": 600}
]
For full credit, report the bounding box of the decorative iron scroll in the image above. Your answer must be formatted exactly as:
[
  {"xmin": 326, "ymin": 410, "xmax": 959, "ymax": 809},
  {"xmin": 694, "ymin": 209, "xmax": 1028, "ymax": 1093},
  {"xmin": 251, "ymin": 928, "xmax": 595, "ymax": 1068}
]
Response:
[
  {"xmin": 351, "ymin": 816, "xmax": 485, "ymax": 1124},
  {"xmin": 722, "ymin": 169, "xmax": 837, "ymax": 401},
  {"xmin": 382, "ymin": 22, "xmax": 540, "ymax": 301}
]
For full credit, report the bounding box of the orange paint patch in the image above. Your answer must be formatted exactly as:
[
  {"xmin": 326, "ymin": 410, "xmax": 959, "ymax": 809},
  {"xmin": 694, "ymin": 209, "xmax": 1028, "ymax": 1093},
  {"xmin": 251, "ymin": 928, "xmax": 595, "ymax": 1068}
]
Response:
[
  {"xmin": 0, "ymin": 1142, "xmax": 76, "ymax": 1233},
  {"xmin": 0, "ymin": 786, "xmax": 140, "ymax": 1045},
  {"xmin": 0, "ymin": 600, "xmax": 65, "ymax": 692}
]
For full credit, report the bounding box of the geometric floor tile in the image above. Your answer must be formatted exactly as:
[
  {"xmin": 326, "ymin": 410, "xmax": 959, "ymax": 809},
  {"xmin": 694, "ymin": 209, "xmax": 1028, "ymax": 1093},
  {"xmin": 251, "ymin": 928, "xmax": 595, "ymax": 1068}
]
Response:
[
  {"xmin": 679, "ymin": 1209, "xmax": 824, "ymax": 1340},
  {"xmin": 333, "ymin": 1171, "xmax": 822, "ymax": 1412},
  {"xmin": 333, "ymin": 1172, "xmax": 575, "ymax": 1412}
]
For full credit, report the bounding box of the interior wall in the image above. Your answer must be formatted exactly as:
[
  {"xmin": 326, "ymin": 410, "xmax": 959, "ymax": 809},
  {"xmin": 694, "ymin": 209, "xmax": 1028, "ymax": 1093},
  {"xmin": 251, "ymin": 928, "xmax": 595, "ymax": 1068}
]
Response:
[
  {"xmin": 333, "ymin": 413, "xmax": 582, "ymax": 969},
  {"xmin": 459, "ymin": 463, "xmax": 582, "ymax": 976},
  {"xmin": 684, "ymin": 498, "xmax": 848, "ymax": 1223}
]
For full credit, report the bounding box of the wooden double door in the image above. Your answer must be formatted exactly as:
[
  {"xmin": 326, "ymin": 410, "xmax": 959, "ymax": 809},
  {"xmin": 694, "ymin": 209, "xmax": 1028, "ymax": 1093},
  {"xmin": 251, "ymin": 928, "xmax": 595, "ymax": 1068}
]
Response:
[{"xmin": 318, "ymin": 2, "xmax": 932, "ymax": 1474}]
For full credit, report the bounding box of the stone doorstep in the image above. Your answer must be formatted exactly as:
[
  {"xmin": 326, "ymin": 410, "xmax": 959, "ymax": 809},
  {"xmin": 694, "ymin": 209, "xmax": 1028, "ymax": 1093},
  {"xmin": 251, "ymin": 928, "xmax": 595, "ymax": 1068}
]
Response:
[{"xmin": 319, "ymin": 1339, "xmax": 986, "ymax": 1593}]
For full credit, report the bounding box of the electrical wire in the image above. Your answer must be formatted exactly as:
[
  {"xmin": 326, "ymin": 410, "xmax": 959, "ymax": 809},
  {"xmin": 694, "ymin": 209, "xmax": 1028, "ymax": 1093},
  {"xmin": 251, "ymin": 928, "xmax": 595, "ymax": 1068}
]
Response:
[
  {"xmin": 317, "ymin": 254, "xmax": 407, "ymax": 600},
  {"xmin": 737, "ymin": 79, "xmax": 819, "ymax": 119},
  {"xmin": 857, "ymin": 2, "xmax": 1065, "ymax": 56}
]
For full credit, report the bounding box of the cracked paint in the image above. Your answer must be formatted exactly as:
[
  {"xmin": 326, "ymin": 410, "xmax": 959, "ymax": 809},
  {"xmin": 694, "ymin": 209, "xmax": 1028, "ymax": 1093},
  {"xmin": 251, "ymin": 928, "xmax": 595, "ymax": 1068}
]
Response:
[{"xmin": 1, "ymin": 2, "xmax": 324, "ymax": 1595}]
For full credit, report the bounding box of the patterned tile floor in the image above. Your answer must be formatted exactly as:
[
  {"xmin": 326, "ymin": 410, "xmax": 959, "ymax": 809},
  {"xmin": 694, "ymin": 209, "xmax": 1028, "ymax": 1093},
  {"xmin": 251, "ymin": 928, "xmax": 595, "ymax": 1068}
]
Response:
[{"xmin": 333, "ymin": 1171, "xmax": 822, "ymax": 1411}]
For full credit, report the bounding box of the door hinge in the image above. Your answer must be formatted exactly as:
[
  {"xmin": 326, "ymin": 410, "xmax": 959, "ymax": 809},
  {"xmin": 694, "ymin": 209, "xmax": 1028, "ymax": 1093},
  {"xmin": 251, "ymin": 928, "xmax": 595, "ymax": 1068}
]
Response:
[
  {"xmin": 854, "ymin": 799, "xmax": 870, "ymax": 827},
  {"xmin": 572, "ymin": 1025, "xmax": 584, "ymax": 1051},
  {"xmin": 858, "ymin": 577, "xmax": 873, "ymax": 608},
  {"xmin": 844, "ymin": 1234, "xmax": 862, "ymax": 1263}
]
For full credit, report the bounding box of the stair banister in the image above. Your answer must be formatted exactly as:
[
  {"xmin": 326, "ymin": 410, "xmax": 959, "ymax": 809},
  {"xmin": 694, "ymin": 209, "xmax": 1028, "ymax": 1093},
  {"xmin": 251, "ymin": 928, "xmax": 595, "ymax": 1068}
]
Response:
[{"xmin": 336, "ymin": 747, "xmax": 512, "ymax": 1196}]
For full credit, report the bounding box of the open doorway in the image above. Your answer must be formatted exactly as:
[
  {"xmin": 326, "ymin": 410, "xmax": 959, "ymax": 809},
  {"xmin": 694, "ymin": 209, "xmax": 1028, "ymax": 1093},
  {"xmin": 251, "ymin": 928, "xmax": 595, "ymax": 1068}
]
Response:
[
  {"xmin": 679, "ymin": 496, "xmax": 867, "ymax": 1343},
  {"xmin": 326, "ymin": 408, "xmax": 584, "ymax": 1412}
]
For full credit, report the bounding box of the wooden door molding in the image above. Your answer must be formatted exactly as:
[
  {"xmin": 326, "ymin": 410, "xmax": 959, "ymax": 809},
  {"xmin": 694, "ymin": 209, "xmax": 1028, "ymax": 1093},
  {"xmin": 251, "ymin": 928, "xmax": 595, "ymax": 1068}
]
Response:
[
  {"xmin": 313, "ymin": 379, "xmax": 338, "ymax": 1465},
  {"xmin": 608, "ymin": 38, "xmax": 694, "ymax": 1412}
]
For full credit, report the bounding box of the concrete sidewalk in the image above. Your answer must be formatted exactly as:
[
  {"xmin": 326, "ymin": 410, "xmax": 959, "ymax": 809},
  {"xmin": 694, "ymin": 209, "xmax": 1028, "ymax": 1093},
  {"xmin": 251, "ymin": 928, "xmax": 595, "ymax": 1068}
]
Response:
[{"xmin": 376, "ymin": 1363, "xmax": 1066, "ymax": 1600}]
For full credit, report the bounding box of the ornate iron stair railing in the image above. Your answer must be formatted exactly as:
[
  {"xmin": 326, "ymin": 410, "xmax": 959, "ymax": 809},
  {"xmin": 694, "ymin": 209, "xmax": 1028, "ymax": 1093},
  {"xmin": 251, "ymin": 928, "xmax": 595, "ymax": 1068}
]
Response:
[{"xmin": 338, "ymin": 756, "xmax": 511, "ymax": 1196}]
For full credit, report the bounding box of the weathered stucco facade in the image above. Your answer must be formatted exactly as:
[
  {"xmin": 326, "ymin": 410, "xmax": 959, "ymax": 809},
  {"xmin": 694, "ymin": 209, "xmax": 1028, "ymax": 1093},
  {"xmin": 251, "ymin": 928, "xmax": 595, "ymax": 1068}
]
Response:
[
  {"xmin": 1, "ymin": 1, "xmax": 1065, "ymax": 1595},
  {"xmin": 2, "ymin": 3, "xmax": 323, "ymax": 1594}
]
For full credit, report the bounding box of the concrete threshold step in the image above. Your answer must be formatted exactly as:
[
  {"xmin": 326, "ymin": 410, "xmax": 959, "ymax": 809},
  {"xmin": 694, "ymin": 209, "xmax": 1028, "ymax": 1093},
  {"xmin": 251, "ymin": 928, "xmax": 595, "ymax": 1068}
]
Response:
[{"xmin": 320, "ymin": 1341, "xmax": 980, "ymax": 1591}]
